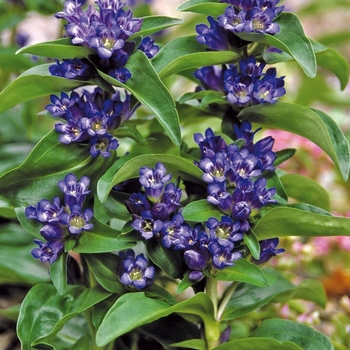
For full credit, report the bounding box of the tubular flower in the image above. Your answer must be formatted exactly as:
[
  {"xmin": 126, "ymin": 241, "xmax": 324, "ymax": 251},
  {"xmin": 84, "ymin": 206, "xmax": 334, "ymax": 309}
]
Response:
[
  {"xmin": 26, "ymin": 173, "xmax": 93, "ymax": 263},
  {"xmin": 118, "ymin": 249, "xmax": 155, "ymax": 289}
]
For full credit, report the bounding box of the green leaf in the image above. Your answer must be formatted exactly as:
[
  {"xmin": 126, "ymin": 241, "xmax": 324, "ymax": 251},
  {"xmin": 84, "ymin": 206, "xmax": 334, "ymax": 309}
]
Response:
[
  {"xmin": 0, "ymin": 46, "xmax": 35, "ymax": 71},
  {"xmin": 253, "ymin": 207, "xmax": 350, "ymax": 240},
  {"xmin": 50, "ymin": 252, "xmax": 68, "ymax": 295},
  {"xmin": 274, "ymin": 149, "xmax": 296, "ymax": 167},
  {"xmin": 116, "ymin": 124, "xmax": 155, "ymax": 145},
  {"xmin": 146, "ymin": 239, "xmax": 184, "ymax": 279},
  {"xmin": 73, "ymin": 217, "xmax": 135, "ymax": 253},
  {"xmin": 83, "ymin": 253, "xmax": 125, "ymax": 294},
  {"xmin": 96, "ymin": 50, "xmax": 181, "ymax": 146},
  {"xmin": 96, "ymin": 292, "xmax": 215, "ymax": 347},
  {"xmin": 237, "ymin": 103, "xmax": 350, "ymax": 181},
  {"xmin": 182, "ymin": 199, "xmax": 224, "ymax": 222},
  {"xmin": 243, "ymin": 230, "xmax": 260, "ymax": 260},
  {"xmin": 0, "ymin": 130, "xmax": 114, "ymax": 206},
  {"xmin": 131, "ymin": 15, "xmax": 184, "ymax": 38},
  {"xmin": 171, "ymin": 339, "xmax": 207, "ymax": 350},
  {"xmin": 177, "ymin": 0, "xmax": 227, "ymax": 16},
  {"xmin": 251, "ymin": 319, "xmax": 334, "ymax": 350},
  {"xmin": 152, "ymin": 35, "xmax": 241, "ymax": 79},
  {"xmin": 16, "ymin": 38, "xmax": 94, "ymax": 59},
  {"xmin": 177, "ymin": 271, "xmax": 197, "ymax": 293},
  {"xmin": 0, "ymin": 245, "xmax": 50, "ymax": 285},
  {"xmin": 214, "ymin": 259, "xmax": 267, "ymax": 287},
  {"xmin": 0, "ymin": 64, "xmax": 85, "ymax": 114},
  {"xmin": 17, "ymin": 284, "xmax": 111, "ymax": 350},
  {"xmin": 221, "ymin": 269, "xmax": 326, "ymax": 320},
  {"xmin": 213, "ymin": 338, "xmax": 302, "ymax": 350},
  {"xmin": 98, "ymin": 153, "xmax": 203, "ymax": 202},
  {"xmin": 235, "ymin": 13, "xmax": 316, "ymax": 77},
  {"xmin": 280, "ymin": 174, "xmax": 330, "ymax": 211}
]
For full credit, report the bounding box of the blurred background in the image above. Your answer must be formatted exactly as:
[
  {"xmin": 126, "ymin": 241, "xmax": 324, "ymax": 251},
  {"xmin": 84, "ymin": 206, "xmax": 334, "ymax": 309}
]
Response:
[{"xmin": 0, "ymin": 0, "xmax": 349, "ymax": 349}]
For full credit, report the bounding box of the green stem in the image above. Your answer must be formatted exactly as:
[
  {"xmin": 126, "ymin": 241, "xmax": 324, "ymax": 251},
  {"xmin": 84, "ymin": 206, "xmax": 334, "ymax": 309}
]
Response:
[
  {"xmin": 84, "ymin": 309, "xmax": 105, "ymax": 350},
  {"xmin": 217, "ymin": 281, "xmax": 239, "ymax": 321},
  {"xmin": 204, "ymin": 277, "xmax": 220, "ymax": 349}
]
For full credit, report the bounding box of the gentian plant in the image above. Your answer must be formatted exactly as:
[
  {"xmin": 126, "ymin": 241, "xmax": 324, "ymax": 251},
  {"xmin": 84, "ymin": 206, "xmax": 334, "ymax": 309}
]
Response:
[{"xmin": 0, "ymin": 0, "xmax": 350, "ymax": 349}]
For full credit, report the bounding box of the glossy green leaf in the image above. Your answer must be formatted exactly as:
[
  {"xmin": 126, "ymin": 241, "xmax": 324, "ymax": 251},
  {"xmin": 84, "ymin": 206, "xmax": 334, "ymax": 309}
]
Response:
[
  {"xmin": 98, "ymin": 153, "xmax": 203, "ymax": 202},
  {"xmin": 0, "ymin": 64, "xmax": 85, "ymax": 114},
  {"xmin": 131, "ymin": 15, "xmax": 184, "ymax": 38},
  {"xmin": 235, "ymin": 13, "xmax": 316, "ymax": 77},
  {"xmin": 83, "ymin": 253, "xmax": 125, "ymax": 294},
  {"xmin": 253, "ymin": 207, "xmax": 350, "ymax": 240},
  {"xmin": 15, "ymin": 207, "xmax": 42, "ymax": 239},
  {"xmin": 177, "ymin": 0, "xmax": 227, "ymax": 16},
  {"xmin": 0, "ymin": 46, "xmax": 35, "ymax": 71},
  {"xmin": 280, "ymin": 174, "xmax": 330, "ymax": 211},
  {"xmin": 274, "ymin": 149, "xmax": 296, "ymax": 167},
  {"xmin": 50, "ymin": 252, "xmax": 68, "ymax": 295},
  {"xmin": 96, "ymin": 50, "xmax": 181, "ymax": 146},
  {"xmin": 251, "ymin": 319, "xmax": 334, "ymax": 350},
  {"xmin": 17, "ymin": 284, "xmax": 111, "ymax": 350},
  {"xmin": 0, "ymin": 222, "xmax": 33, "ymax": 246},
  {"xmin": 146, "ymin": 239, "xmax": 184, "ymax": 279},
  {"xmin": 177, "ymin": 271, "xmax": 197, "ymax": 293},
  {"xmin": 237, "ymin": 103, "xmax": 350, "ymax": 181},
  {"xmin": 0, "ymin": 130, "xmax": 114, "ymax": 206},
  {"xmin": 0, "ymin": 245, "xmax": 50, "ymax": 285},
  {"xmin": 213, "ymin": 338, "xmax": 302, "ymax": 350},
  {"xmin": 152, "ymin": 35, "xmax": 241, "ymax": 79},
  {"xmin": 182, "ymin": 199, "xmax": 223, "ymax": 223},
  {"xmin": 214, "ymin": 259, "xmax": 267, "ymax": 287},
  {"xmin": 171, "ymin": 339, "xmax": 206, "ymax": 350},
  {"xmin": 96, "ymin": 292, "xmax": 215, "ymax": 347},
  {"xmin": 243, "ymin": 230, "xmax": 260, "ymax": 260},
  {"xmin": 221, "ymin": 269, "xmax": 326, "ymax": 320},
  {"xmin": 73, "ymin": 217, "xmax": 135, "ymax": 253},
  {"xmin": 116, "ymin": 124, "xmax": 155, "ymax": 145},
  {"xmin": 16, "ymin": 38, "xmax": 94, "ymax": 59}
]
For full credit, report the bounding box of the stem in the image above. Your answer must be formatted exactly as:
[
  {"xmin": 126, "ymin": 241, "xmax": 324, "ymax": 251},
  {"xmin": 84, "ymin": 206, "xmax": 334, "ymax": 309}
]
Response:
[
  {"xmin": 217, "ymin": 281, "xmax": 239, "ymax": 321},
  {"xmin": 204, "ymin": 277, "xmax": 220, "ymax": 349},
  {"xmin": 84, "ymin": 309, "xmax": 105, "ymax": 350}
]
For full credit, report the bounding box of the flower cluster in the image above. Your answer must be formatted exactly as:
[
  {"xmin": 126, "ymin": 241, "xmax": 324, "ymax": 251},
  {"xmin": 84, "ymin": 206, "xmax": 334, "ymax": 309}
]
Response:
[
  {"xmin": 195, "ymin": 120, "xmax": 277, "ymax": 223},
  {"xmin": 53, "ymin": 0, "xmax": 158, "ymax": 82},
  {"xmin": 125, "ymin": 162, "xmax": 183, "ymax": 241},
  {"xmin": 196, "ymin": 0, "xmax": 284, "ymax": 50},
  {"xmin": 46, "ymin": 87, "xmax": 135, "ymax": 157},
  {"xmin": 118, "ymin": 249, "xmax": 155, "ymax": 289},
  {"xmin": 195, "ymin": 56, "xmax": 286, "ymax": 107},
  {"xmin": 25, "ymin": 173, "xmax": 93, "ymax": 263}
]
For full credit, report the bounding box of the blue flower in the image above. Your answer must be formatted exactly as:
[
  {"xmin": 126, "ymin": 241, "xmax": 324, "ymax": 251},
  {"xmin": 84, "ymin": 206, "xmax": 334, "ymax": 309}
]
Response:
[
  {"xmin": 253, "ymin": 238, "xmax": 285, "ymax": 264},
  {"xmin": 25, "ymin": 197, "xmax": 63, "ymax": 224},
  {"xmin": 131, "ymin": 211, "xmax": 163, "ymax": 240},
  {"xmin": 61, "ymin": 205, "xmax": 94, "ymax": 235},
  {"xmin": 31, "ymin": 239, "xmax": 64, "ymax": 264},
  {"xmin": 49, "ymin": 58, "xmax": 95, "ymax": 80},
  {"xmin": 119, "ymin": 249, "xmax": 155, "ymax": 289},
  {"xmin": 89, "ymin": 134, "xmax": 119, "ymax": 158},
  {"xmin": 138, "ymin": 37, "xmax": 159, "ymax": 58},
  {"xmin": 161, "ymin": 213, "xmax": 191, "ymax": 248},
  {"xmin": 139, "ymin": 162, "xmax": 172, "ymax": 202}
]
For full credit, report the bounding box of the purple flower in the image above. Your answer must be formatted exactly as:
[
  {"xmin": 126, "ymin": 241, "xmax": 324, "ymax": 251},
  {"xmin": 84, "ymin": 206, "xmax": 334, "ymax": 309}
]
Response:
[
  {"xmin": 89, "ymin": 134, "xmax": 119, "ymax": 158},
  {"xmin": 131, "ymin": 211, "xmax": 163, "ymax": 240},
  {"xmin": 161, "ymin": 213, "xmax": 191, "ymax": 248},
  {"xmin": 138, "ymin": 37, "xmax": 159, "ymax": 58},
  {"xmin": 58, "ymin": 173, "xmax": 91, "ymax": 208},
  {"xmin": 194, "ymin": 65, "xmax": 226, "ymax": 93},
  {"xmin": 194, "ymin": 128, "xmax": 227, "ymax": 159},
  {"xmin": 218, "ymin": 7, "xmax": 247, "ymax": 33},
  {"xmin": 209, "ymin": 241, "xmax": 241, "ymax": 269},
  {"xmin": 206, "ymin": 216, "xmax": 244, "ymax": 244},
  {"xmin": 61, "ymin": 205, "xmax": 94, "ymax": 235},
  {"xmin": 139, "ymin": 163, "xmax": 172, "ymax": 202},
  {"xmin": 49, "ymin": 58, "xmax": 95, "ymax": 80},
  {"xmin": 199, "ymin": 151, "xmax": 230, "ymax": 183},
  {"xmin": 119, "ymin": 249, "xmax": 155, "ymax": 289},
  {"xmin": 40, "ymin": 223, "xmax": 66, "ymax": 242},
  {"xmin": 25, "ymin": 197, "xmax": 63, "ymax": 224},
  {"xmin": 125, "ymin": 192, "xmax": 151, "ymax": 216},
  {"xmin": 160, "ymin": 183, "xmax": 182, "ymax": 215},
  {"xmin": 31, "ymin": 239, "xmax": 64, "ymax": 264},
  {"xmin": 253, "ymin": 238, "xmax": 284, "ymax": 264}
]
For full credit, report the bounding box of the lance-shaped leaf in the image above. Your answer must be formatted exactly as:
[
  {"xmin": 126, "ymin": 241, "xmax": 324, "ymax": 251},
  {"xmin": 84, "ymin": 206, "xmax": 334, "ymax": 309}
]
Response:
[
  {"xmin": 96, "ymin": 50, "xmax": 181, "ymax": 145},
  {"xmin": 235, "ymin": 13, "xmax": 316, "ymax": 77},
  {"xmin": 0, "ymin": 64, "xmax": 86, "ymax": 114},
  {"xmin": 237, "ymin": 103, "xmax": 350, "ymax": 181},
  {"xmin": 213, "ymin": 338, "xmax": 302, "ymax": 350},
  {"xmin": 252, "ymin": 206, "xmax": 350, "ymax": 240},
  {"xmin": 280, "ymin": 174, "xmax": 330, "ymax": 211},
  {"xmin": 152, "ymin": 35, "xmax": 241, "ymax": 79},
  {"xmin": 177, "ymin": 0, "xmax": 227, "ymax": 16},
  {"xmin": 251, "ymin": 319, "xmax": 334, "ymax": 350},
  {"xmin": 0, "ymin": 130, "xmax": 115, "ymax": 206},
  {"xmin": 17, "ymin": 284, "xmax": 111, "ymax": 350},
  {"xmin": 73, "ymin": 217, "xmax": 135, "ymax": 253},
  {"xmin": 50, "ymin": 252, "xmax": 68, "ymax": 295},
  {"xmin": 16, "ymin": 38, "xmax": 94, "ymax": 59},
  {"xmin": 182, "ymin": 199, "xmax": 223, "ymax": 223},
  {"xmin": 221, "ymin": 268, "xmax": 326, "ymax": 320},
  {"xmin": 130, "ymin": 15, "xmax": 184, "ymax": 38},
  {"xmin": 96, "ymin": 292, "xmax": 216, "ymax": 347},
  {"xmin": 214, "ymin": 258, "xmax": 267, "ymax": 287},
  {"xmin": 97, "ymin": 153, "xmax": 203, "ymax": 202}
]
